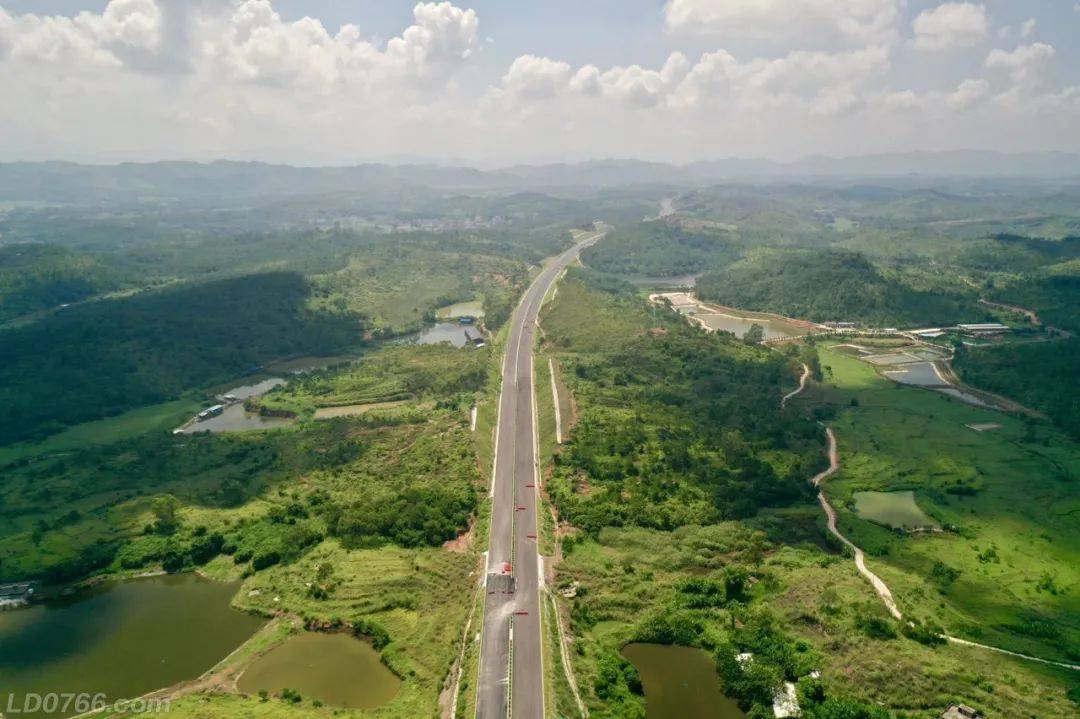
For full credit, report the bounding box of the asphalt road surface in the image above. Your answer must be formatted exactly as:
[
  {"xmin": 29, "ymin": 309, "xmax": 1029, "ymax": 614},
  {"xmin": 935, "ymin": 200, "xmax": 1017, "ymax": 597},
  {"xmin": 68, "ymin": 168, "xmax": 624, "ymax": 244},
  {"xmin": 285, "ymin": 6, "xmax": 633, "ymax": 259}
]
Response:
[{"xmin": 475, "ymin": 230, "xmax": 604, "ymax": 719}]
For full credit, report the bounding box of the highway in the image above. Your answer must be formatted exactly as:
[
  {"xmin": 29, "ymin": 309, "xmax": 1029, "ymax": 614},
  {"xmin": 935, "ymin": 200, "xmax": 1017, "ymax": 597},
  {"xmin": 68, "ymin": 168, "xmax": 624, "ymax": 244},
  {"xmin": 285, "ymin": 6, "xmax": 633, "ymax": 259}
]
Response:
[{"xmin": 475, "ymin": 229, "xmax": 604, "ymax": 719}]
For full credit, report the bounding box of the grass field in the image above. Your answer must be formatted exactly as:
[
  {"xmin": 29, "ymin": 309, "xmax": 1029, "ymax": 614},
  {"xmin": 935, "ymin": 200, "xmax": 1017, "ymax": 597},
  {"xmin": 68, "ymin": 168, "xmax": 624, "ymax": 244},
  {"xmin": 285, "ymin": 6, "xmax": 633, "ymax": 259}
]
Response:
[
  {"xmin": 558, "ymin": 522, "xmax": 1078, "ymax": 718},
  {"xmin": 805, "ymin": 343, "xmax": 1080, "ymax": 664},
  {"xmin": 0, "ymin": 398, "xmax": 199, "ymax": 465},
  {"xmin": 539, "ymin": 274, "xmax": 1078, "ymax": 717},
  {"xmin": 437, "ymin": 299, "xmax": 485, "ymax": 319},
  {"xmin": 4, "ymin": 340, "xmax": 495, "ymax": 718},
  {"xmin": 309, "ymin": 249, "xmax": 521, "ymax": 333}
]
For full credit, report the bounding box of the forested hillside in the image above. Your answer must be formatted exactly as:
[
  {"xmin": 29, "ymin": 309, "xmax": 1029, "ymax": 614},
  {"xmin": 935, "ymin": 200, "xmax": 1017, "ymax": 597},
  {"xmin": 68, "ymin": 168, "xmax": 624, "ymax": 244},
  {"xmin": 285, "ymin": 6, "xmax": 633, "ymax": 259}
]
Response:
[
  {"xmin": 539, "ymin": 268, "xmax": 919, "ymax": 719},
  {"xmin": 580, "ymin": 220, "xmax": 739, "ymax": 277},
  {"xmin": 542, "ymin": 268, "xmax": 822, "ymax": 532},
  {"xmin": 0, "ymin": 243, "xmax": 120, "ymax": 323},
  {"xmin": 954, "ymin": 339, "xmax": 1080, "ymax": 439},
  {"xmin": 989, "ymin": 264, "xmax": 1080, "ymax": 333},
  {"xmin": 697, "ymin": 249, "xmax": 980, "ymax": 326},
  {"xmin": 0, "ymin": 272, "xmax": 362, "ymax": 444}
]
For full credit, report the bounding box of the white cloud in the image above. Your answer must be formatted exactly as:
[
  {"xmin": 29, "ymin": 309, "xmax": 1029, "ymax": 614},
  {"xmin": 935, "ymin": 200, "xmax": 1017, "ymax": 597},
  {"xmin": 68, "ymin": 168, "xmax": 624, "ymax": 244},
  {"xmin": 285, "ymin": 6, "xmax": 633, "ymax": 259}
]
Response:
[
  {"xmin": 203, "ymin": 1, "xmax": 479, "ymax": 88},
  {"xmin": 498, "ymin": 45, "xmax": 890, "ymax": 118},
  {"xmin": 913, "ymin": 3, "xmax": 988, "ymax": 51},
  {"xmin": 0, "ymin": 0, "xmax": 162, "ymax": 67},
  {"xmin": 501, "ymin": 54, "xmax": 571, "ymax": 99},
  {"xmin": 1020, "ymin": 18, "xmax": 1037, "ymax": 40},
  {"xmin": 664, "ymin": 0, "xmax": 899, "ymax": 43},
  {"xmin": 875, "ymin": 77, "xmax": 990, "ymax": 114},
  {"xmin": 948, "ymin": 78, "xmax": 990, "ymax": 108},
  {"xmin": 985, "ymin": 42, "xmax": 1055, "ymax": 84},
  {"xmin": 0, "ymin": 0, "xmax": 1076, "ymax": 164},
  {"xmin": 501, "ymin": 52, "xmax": 690, "ymax": 108}
]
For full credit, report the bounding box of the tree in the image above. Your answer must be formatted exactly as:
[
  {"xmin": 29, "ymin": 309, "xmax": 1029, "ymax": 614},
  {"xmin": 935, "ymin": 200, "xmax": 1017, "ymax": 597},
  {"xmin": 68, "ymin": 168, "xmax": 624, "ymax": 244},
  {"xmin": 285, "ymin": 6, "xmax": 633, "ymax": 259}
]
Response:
[
  {"xmin": 725, "ymin": 565, "xmax": 750, "ymax": 602},
  {"xmin": 744, "ymin": 323, "xmax": 765, "ymax": 345},
  {"xmin": 152, "ymin": 495, "xmax": 181, "ymax": 535}
]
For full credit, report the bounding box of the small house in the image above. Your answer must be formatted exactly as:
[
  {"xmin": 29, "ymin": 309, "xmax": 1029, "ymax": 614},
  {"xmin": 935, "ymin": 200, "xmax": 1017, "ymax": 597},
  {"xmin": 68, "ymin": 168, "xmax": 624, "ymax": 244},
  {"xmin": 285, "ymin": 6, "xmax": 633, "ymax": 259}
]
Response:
[
  {"xmin": 940, "ymin": 705, "xmax": 982, "ymax": 719},
  {"xmin": 197, "ymin": 404, "xmax": 225, "ymax": 421},
  {"xmin": 956, "ymin": 323, "xmax": 1010, "ymax": 337},
  {"xmin": 463, "ymin": 328, "xmax": 486, "ymax": 348}
]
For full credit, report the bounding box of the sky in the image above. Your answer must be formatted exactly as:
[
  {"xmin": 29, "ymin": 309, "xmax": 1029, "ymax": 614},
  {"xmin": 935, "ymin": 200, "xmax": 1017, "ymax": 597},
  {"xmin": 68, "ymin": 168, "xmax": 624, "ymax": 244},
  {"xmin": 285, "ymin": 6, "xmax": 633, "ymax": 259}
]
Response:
[{"xmin": 0, "ymin": 1, "xmax": 1078, "ymax": 165}]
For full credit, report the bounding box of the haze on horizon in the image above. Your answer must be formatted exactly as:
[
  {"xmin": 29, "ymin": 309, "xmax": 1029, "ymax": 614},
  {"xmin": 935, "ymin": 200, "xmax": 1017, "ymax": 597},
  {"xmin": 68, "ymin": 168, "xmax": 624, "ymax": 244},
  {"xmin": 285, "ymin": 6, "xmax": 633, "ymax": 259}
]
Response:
[{"xmin": 0, "ymin": 0, "xmax": 1078, "ymax": 166}]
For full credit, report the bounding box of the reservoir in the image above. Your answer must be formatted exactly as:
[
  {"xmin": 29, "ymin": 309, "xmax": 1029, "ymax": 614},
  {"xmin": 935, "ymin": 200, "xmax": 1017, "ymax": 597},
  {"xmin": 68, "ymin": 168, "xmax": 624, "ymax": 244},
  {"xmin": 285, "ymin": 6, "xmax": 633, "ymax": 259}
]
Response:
[
  {"xmin": 0, "ymin": 574, "xmax": 264, "ymax": 718},
  {"xmin": 238, "ymin": 631, "xmax": 401, "ymax": 709},
  {"xmin": 180, "ymin": 402, "xmax": 293, "ymax": 433},
  {"xmin": 694, "ymin": 311, "xmax": 804, "ymax": 340},
  {"xmin": 622, "ymin": 643, "xmax": 746, "ymax": 719},
  {"xmin": 411, "ymin": 321, "xmax": 472, "ymax": 348}
]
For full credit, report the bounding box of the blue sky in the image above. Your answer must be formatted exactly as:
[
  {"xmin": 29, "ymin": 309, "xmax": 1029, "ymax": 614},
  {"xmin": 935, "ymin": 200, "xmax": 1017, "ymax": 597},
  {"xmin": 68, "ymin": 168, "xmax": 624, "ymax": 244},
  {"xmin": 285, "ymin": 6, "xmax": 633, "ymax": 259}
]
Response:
[{"xmin": 0, "ymin": 1, "xmax": 1078, "ymax": 164}]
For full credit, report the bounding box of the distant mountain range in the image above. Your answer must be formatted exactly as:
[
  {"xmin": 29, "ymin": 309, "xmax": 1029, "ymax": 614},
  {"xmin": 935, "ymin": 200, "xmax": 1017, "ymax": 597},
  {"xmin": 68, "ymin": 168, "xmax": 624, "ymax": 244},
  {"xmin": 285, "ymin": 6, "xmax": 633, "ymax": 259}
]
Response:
[{"xmin": 0, "ymin": 151, "xmax": 1077, "ymax": 203}]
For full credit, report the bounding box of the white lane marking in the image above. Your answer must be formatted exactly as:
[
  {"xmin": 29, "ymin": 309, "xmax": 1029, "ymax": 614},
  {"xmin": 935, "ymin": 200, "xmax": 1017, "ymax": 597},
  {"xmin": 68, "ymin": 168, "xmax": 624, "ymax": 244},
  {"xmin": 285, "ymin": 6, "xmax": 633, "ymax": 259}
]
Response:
[{"xmin": 549, "ymin": 358, "xmax": 563, "ymax": 444}]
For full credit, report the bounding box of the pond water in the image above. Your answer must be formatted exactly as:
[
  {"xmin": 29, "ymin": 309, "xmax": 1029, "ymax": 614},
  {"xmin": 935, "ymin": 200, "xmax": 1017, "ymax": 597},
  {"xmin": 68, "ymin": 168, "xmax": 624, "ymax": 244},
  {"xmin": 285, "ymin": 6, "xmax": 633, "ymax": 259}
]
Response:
[
  {"xmin": 219, "ymin": 377, "xmax": 286, "ymax": 401},
  {"xmin": 854, "ymin": 490, "xmax": 939, "ymax": 530},
  {"xmin": 695, "ymin": 312, "xmax": 802, "ymax": 340},
  {"xmin": 865, "ymin": 353, "xmax": 917, "ymax": 366},
  {"xmin": 409, "ymin": 322, "xmax": 472, "ymax": 348},
  {"xmin": 0, "ymin": 574, "xmax": 264, "ymax": 718},
  {"xmin": 238, "ymin": 632, "xmax": 401, "ymax": 709},
  {"xmin": 935, "ymin": 387, "xmax": 996, "ymax": 409},
  {"xmin": 883, "ymin": 362, "xmax": 949, "ymax": 386},
  {"xmin": 622, "ymin": 643, "xmax": 746, "ymax": 719},
  {"xmin": 179, "ymin": 403, "xmax": 293, "ymax": 434}
]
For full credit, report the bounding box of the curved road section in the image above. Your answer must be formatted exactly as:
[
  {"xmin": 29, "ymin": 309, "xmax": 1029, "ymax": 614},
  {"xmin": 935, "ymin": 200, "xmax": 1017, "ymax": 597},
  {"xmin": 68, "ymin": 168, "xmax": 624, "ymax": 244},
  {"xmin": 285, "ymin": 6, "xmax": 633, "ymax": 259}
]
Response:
[{"xmin": 476, "ymin": 230, "xmax": 605, "ymax": 719}]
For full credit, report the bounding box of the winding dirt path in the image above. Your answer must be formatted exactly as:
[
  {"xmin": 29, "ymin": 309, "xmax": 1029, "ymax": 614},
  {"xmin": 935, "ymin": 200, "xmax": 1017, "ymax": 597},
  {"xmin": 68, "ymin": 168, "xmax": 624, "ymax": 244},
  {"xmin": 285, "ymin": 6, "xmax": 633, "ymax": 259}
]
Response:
[
  {"xmin": 811, "ymin": 426, "xmax": 1080, "ymax": 670},
  {"xmin": 781, "ymin": 363, "xmax": 811, "ymax": 408},
  {"xmin": 812, "ymin": 428, "xmax": 902, "ymax": 619}
]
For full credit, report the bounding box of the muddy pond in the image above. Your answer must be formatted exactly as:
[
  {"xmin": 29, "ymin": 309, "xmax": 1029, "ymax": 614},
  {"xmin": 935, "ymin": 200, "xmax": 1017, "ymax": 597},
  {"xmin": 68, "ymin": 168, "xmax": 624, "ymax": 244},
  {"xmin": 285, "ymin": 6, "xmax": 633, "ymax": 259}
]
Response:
[
  {"xmin": 0, "ymin": 574, "xmax": 264, "ymax": 718},
  {"xmin": 622, "ymin": 643, "xmax": 746, "ymax": 719}
]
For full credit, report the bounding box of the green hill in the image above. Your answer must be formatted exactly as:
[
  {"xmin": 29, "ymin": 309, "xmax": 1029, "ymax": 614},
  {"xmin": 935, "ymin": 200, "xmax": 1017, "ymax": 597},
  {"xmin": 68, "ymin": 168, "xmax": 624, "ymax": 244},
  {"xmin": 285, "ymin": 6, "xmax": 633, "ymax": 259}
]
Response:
[
  {"xmin": 0, "ymin": 272, "xmax": 362, "ymax": 445},
  {"xmin": 0, "ymin": 243, "xmax": 120, "ymax": 323},
  {"xmin": 697, "ymin": 249, "xmax": 980, "ymax": 326},
  {"xmin": 581, "ymin": 221, "xmax": 739, "ymax": 277},
  {"xmin": 990, "ymin": 260, "xmax": 1080, "ymax": 333}
]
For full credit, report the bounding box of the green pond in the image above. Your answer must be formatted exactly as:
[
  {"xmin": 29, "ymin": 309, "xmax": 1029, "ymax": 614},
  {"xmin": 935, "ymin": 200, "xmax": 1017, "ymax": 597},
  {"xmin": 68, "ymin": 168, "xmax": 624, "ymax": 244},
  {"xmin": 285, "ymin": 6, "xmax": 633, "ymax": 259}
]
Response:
[
  {"xmin": 0, "ymin": 574, "xmax": 264, "ymax": 718},
  {"xmin": 695, "ymin": 311, "xmax": 804, "ymax": 340},
  {"xmin": 622, "ymin": 643, "xmax": 746, "ymax": 719},
  {"xmin": 238, "ymin": 631, "xmax": 401, "ymax": 709},
  {"xmin": 854, "ymin": 490, "xmax": 940, "ymax": 530}
]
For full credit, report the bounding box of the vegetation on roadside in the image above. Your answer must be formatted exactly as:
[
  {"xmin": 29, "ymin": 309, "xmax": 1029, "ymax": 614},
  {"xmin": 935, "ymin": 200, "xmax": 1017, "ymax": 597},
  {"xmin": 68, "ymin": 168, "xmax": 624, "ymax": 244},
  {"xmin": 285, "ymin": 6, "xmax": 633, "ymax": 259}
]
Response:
[
  {"xmin": 541, "ymin": 268, "xmax": 823, "ymax": 534},
  {"xmin": 540, "ymin": 271, "xmax": 1079, "ymax": 719},
  {"xmin": 0, "ymin": 344, "xmax": 484, "ymax": 583}
]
